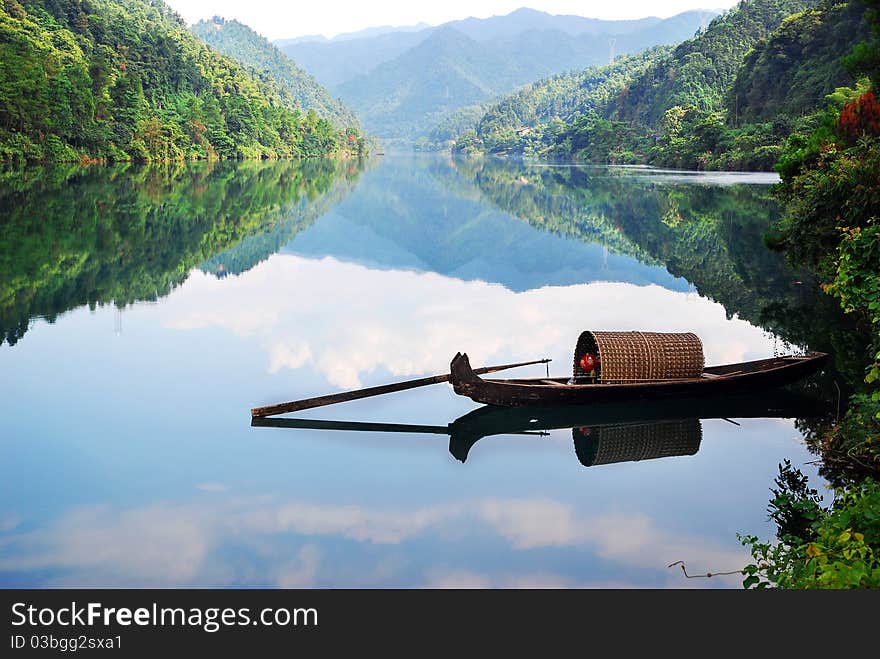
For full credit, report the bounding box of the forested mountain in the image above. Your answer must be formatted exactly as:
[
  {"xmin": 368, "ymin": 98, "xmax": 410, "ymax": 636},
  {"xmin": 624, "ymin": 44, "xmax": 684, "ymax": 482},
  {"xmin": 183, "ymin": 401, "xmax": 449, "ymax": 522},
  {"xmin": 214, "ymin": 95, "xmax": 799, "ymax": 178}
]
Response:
[
  {"xmin": 608, "ymin": 0, "xmax": 816, "ymax": 127},
  {"xmin": 421, "ymin": 105, "xmax": 491, "ymax": 151},
  {"xmin": 278, "ymin": 8, "xmax": 715, "ymax": 88},
  {"xmin": 0, "ymin": 0, "xmax": 354, "ymax": 162},
  {"xmin": 450, "ymin": 0, "xmax": 865, "ymax": 170},
  {"xmin": 191, "ymin": 17, "xmax": 361, "ymax": 131},
  {"xmin": 279, "ymin": 8, "xmax": 715, "ymax": 138},
  {"xmin": 445, "ymin": 48, "xmax": 669, "ymax": 155},
  {"xmin": 729, "ymin": 1, "xmax": 870, "ymax": 123}
]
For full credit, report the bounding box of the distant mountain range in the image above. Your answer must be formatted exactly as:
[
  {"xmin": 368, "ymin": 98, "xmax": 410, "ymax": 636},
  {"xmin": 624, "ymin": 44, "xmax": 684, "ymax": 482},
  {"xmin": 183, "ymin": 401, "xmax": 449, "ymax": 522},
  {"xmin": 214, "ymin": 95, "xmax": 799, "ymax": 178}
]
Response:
[
  {"xmin": 275, "ymin": 23, "xmax": 432, "ymax": 46},
  {"xmin": 276, "ymin": 7, "xmax": 721, "ymax": 138}
]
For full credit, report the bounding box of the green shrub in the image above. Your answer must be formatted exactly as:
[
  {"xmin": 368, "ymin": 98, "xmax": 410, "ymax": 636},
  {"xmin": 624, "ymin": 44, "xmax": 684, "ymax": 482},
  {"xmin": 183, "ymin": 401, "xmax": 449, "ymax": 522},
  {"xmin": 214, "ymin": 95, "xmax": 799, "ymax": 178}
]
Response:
[{"xmin": 741, "ymin": 473, "xmax": 880, "ymax": 588}]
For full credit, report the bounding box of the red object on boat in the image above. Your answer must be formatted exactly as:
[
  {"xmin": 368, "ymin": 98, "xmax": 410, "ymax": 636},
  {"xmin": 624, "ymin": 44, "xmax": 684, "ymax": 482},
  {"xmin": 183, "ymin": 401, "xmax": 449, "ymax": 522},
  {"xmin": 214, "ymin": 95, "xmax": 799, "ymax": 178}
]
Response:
[{"xmin": 579, "ymin": 353, "xmax": 598, "ymax": 372}]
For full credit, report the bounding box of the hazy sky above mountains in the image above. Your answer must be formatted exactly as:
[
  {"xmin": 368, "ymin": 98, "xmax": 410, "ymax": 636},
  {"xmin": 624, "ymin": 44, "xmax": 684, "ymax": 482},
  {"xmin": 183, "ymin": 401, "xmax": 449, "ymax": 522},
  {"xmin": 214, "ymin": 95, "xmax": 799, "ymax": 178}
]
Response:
[{"xmin": 166, "ymin": 1, "xmax": 737, "ymax": 40}]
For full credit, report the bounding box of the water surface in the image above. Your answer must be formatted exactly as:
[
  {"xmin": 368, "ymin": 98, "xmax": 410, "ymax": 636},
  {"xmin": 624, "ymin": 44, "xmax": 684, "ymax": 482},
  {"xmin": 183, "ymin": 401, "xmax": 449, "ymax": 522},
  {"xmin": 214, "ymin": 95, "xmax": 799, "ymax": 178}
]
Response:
[{"xmin": 0, "ymin": 155, "xmax": 846, "ymax": 587}]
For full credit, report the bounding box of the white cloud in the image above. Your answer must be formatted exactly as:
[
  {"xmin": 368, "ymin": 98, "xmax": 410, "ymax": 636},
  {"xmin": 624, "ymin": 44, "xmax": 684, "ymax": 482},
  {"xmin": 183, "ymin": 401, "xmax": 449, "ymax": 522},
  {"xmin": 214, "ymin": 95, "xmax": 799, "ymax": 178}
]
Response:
[
  {"xmin": 476, "ymin": 498, "xmax": 581, "ymax": 549},
  {"xmin": 244, "ymin": 501, "xmax": 459, "ymax": 544},
  {"xmin": 473, "ymin": 498, "xmax": 747, "ymax": 584},
  {"xmin": 0, "ymin": 505, "xmax": 211, "ymax": 586}
]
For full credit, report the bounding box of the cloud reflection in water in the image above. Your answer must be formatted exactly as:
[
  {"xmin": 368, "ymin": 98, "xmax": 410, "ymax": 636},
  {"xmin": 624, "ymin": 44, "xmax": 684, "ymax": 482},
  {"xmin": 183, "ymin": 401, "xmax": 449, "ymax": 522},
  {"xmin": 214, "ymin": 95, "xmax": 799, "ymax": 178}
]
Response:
[
  {"xmin": 161, "ymin": 255, "xmax": 779, "ymax": 389},
  {"xmin": 0, "ymin": 495, "xmax": 747, "ymax": 588}
]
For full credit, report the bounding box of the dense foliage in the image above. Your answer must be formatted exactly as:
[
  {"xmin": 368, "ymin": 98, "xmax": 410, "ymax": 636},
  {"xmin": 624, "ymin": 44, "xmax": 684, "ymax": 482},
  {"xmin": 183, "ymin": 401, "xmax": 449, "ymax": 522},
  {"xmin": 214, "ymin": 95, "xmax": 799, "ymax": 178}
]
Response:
[
  {"xmin": 641, "ymin": 0, "xmax": 863, "ymax": 169},
  {"xmin": 0, "ymin": 0, "xmax": 351, "ymax": 162},
  {"xmin": 609, "ymin": 0, "xmax": 816, "ymax": 127},
  {"xmin": 739, "ymin": 2, "xmax": 880, "ymax": 589},
  {"xmin": 741, "ymin": 466, "xmax": 880, "ymax": 588},
  {"xmin": 447, "ymin": 49, "xmax": 668, "ymax": 157},
  {"xmin": 415, "ymin": 104, "xmax": 488, "ymax": 151},
  {"xmin": 190, "ymin": 17, "xmax": 362, "ymax": 134},
  {"xmin": 0, "ymin": 158, "xmax": 363, "ymax": 345},
  {"xmin": 729, "ymin": 2, "xmax": 871, "ymax": 123},
  {"xmin": 773, "ymin": 82, "xmax": 880, "ymax": 476}
]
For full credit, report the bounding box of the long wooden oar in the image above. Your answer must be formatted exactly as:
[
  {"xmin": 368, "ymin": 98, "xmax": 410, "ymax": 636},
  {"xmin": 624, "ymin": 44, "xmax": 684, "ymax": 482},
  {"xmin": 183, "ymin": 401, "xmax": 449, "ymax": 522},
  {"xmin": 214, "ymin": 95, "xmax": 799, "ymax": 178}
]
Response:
[{"xmin": 250, "ymin": 357, "xmax": 551, "ymax": 418}]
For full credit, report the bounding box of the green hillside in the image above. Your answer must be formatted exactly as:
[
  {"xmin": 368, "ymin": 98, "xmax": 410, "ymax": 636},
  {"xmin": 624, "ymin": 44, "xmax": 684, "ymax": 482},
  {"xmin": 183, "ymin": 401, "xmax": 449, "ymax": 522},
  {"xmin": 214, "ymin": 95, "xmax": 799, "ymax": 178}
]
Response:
[
  {"xmin": 450, "ymin": 0, "xmax": 867, "ymax": 170},
  {"xmin": 447, "ymin": 48, "xmax": 668, "ymax": 156},
  {"xmin": 0, "ymin": 0, "xmax": 351, "ymax": 162},
  {"xmin": 729, "ymin": 1, "xmax": 870, "ymax": 123},
  {"xmin": 191, "ymin": 17, "xmax": 362, "ymax": 132},
  {"xmin": 337, "ymin": 27, "xmax": 513, "ymax": 139},
  {"xmin": 608, "ymin": 0, "xmax": 817, "ymax": 128}
]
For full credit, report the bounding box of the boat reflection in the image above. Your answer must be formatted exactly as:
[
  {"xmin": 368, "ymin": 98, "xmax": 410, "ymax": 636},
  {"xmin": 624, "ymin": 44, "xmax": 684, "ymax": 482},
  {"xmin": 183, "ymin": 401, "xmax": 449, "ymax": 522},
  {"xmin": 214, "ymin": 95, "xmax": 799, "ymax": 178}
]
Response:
[
  {"xmin": 572, "ymin": 419, "xmax": 701, "ymax": 467},
  {"xmin": 252, "ymin": 389, "xmax": 832, "ymax": 468}
]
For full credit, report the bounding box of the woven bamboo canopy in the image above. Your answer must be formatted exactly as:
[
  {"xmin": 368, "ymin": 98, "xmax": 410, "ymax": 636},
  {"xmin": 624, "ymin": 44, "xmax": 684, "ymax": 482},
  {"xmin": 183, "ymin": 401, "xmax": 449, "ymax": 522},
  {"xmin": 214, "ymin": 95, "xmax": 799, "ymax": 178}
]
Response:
[{"xmin": 573, "ymin": 330, "xmax": 704, "ymax": 382}]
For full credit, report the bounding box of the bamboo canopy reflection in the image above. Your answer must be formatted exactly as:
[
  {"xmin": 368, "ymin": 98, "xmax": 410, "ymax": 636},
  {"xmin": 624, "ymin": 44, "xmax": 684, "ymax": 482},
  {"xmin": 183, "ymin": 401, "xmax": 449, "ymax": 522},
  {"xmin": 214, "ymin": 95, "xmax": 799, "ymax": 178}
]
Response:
[{"xmin": 573, "ymin": 419, "xmax": 702, "ymax": 467}]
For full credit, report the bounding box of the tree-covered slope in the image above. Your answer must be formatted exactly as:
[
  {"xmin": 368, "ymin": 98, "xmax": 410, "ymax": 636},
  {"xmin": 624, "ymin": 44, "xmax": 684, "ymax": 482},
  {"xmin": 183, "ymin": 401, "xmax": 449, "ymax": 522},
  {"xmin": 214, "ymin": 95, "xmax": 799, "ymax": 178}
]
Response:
[
  {"xmin": 0, "ymin": 0, "xmax": 350, "ymax": 162},
  {"xmin": 450, "ymin": 0, "xmax": 866, "ymax": 171},
  {"xmin": 448, "ymin": 48, "xmax": 669, "ymax": 155},
  {"xmin": 608, "ymin": 0, "xmax": 818, "ymax": 128},
  {"xmin": 729, "ymin": 1, "xmax": 870, "ymax": 123},
  {"xmin": 191, "ymin": 17, "xmax": 362, "ymax": 131}
]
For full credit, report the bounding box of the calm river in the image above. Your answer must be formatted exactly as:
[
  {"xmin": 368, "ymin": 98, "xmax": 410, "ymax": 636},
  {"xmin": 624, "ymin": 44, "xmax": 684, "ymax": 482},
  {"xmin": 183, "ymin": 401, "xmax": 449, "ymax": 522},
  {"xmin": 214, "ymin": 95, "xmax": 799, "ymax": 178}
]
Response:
[{"xmin": 0, "ymin": 155, "xmax": 845, "ymax": 587}]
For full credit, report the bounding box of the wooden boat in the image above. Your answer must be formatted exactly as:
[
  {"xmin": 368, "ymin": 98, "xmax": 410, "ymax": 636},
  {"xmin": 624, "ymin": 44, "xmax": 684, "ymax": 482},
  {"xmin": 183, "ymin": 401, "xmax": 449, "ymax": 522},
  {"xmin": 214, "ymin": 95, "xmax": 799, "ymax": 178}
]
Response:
[
  {"xmin": 251, "ymin": 330, "xmax": 828, "ymax": 418},
  {"xmin": 450, "ymin": 330, "xmax": 828, "ymax": 407}
]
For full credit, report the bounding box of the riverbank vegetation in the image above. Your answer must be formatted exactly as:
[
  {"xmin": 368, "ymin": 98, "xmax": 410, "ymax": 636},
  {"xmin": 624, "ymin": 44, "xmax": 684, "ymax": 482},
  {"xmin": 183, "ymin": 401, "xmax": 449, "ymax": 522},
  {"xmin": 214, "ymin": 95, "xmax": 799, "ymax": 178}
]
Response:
[
  {"xmin": 0, "ymin": 0, "xmax": 363, "ymax": 163},
  {"xmin": 772, "ymin": 4, "xmax": 880, "ymax": 480},
  {"xmin": 739, "ymin": 0, "xmax": 880, "ymax": 588},
  {"xmin": 741, "ymin": 464, "xmax": 880, "ymax": 587}
]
